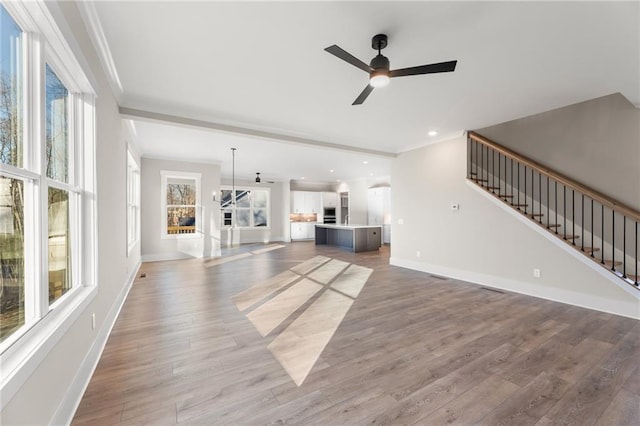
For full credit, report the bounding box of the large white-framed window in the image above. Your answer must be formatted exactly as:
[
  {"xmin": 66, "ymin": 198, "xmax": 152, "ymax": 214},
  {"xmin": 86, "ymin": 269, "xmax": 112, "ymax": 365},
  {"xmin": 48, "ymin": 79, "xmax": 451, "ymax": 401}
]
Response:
[
  {"xmin": 126, "ymin": 149, "xmax": 139, "ymax": 253},
  {"xmin": 221, "ymin": 186, "xmax": 270, "ymax": 228},
  {"xmin": 0, "ymin": 0, "xmax": 96, "ymax": 393},
  {"xmin": 161, "ymin": 170, "xmax": 201, "ymax": 238}
]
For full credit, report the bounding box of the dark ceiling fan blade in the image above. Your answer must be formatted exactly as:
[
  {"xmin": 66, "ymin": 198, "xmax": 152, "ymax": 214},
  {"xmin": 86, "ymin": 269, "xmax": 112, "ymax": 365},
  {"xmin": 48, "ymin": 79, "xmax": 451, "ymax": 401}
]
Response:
[
  {"xmin": 325, "ymin": 45, "xmax": 373, "ymax": 73},
  {"xmin": 352, "ymin": 84, "xmax": 374, "ymax": 105},
  {"xmin": 389, "ymin": 60, "xmax": 457, "ymax": 78}
]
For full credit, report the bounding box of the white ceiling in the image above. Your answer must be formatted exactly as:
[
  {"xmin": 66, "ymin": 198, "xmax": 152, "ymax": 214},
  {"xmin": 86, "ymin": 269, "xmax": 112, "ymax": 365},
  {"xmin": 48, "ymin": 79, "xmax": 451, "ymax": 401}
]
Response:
[{"xmin": 83, "ymin": 1, "xmax": 639, "ymax": 183}]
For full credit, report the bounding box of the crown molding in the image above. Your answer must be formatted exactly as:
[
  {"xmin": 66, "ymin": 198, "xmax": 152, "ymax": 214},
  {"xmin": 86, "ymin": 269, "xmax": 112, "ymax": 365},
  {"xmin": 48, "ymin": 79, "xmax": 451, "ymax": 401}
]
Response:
[{"xmin": 76, "ymin": 1, "xmax": 123, "ymax": 100}]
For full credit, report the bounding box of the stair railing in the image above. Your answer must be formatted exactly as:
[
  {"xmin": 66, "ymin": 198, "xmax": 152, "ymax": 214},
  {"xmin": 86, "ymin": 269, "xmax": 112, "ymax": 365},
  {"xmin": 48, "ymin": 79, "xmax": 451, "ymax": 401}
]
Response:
[{"xmin": 467, "ymin": 131, "xmax": 639, "ymax": 288}]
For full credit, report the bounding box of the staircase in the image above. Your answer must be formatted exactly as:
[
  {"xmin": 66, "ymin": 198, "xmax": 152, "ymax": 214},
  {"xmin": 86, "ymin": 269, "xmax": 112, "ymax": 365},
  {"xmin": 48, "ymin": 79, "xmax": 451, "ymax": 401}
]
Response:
[{"xmin": 467, "ymin": 131, "xmax": 639, "ymax": 290}]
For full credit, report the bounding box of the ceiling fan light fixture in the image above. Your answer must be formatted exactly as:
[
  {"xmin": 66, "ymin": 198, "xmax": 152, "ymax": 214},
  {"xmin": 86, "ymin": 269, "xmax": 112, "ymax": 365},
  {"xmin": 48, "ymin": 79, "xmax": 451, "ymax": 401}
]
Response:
[{"xmin": 370, "ymin": 70, "xmax": 390, "ymax": 88}]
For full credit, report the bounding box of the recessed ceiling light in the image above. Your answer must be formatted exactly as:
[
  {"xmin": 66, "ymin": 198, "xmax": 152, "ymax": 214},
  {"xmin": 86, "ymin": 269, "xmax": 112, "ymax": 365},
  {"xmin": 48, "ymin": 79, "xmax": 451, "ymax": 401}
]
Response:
[
  {"xmin": 369, "ymin": 173, "xmax": 374, "ymax": 176},
  {"xmin": 428, "ymin": 130, "xmax": 438, "ymax": 137},
  {"xmin": 300, "ymin": 176, "xmax": 305, "ymax": 180},
  {"xmin": 336, "ymin": 179, "xmax": 341, "ymax": 182},
  {"xmin": 329, "ymin": 169, "xmax": 334, "ymax": 173},
  {"xmin": 362, "ymin": 160, "xmax": 369, "ymax": 165}
]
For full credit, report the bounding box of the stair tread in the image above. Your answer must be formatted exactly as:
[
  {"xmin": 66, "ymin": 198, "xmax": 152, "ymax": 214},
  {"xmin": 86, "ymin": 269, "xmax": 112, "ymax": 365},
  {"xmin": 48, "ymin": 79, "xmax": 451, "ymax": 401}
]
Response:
[
  {"xmin": 581, "ymin": 246, "xmax": 601, "ymax": 253},
  {"xmin": 471, "ymin": 174, "xmax": 634, "ymax": 286}
]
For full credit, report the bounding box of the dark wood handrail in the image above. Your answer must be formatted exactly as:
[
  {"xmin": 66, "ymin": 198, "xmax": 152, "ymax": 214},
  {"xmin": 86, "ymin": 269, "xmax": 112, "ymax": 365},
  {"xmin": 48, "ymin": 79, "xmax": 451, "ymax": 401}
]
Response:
[{"xmin": 468, "ymin": 131, "xmax": 640, "ymax": 222}]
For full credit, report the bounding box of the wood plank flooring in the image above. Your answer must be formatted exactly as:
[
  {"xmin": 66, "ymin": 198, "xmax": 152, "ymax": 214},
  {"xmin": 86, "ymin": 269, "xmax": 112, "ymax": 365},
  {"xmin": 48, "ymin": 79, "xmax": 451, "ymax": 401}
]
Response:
[{"xmin": 72, "ymin": 242, "xmax": 640, "ymax": 425}]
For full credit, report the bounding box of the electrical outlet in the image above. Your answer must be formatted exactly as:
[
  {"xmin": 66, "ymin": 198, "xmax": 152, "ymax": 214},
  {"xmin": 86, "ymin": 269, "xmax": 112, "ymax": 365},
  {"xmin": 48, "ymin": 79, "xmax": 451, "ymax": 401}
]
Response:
[
  {"xmin": 416, "ymin": 251, "xmax": 421, "ymax": 258},
  {"xmin": 533, "ymin": 268, "xmax": 541, "ymax": 278},
  {"xmin": 91, "ymin": 313, "xmax": 96, "ymax": 330}
]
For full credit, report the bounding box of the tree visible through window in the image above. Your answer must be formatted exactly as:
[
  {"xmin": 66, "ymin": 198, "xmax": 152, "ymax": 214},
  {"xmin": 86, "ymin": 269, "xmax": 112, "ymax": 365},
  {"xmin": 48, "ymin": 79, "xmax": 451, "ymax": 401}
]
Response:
[
  {"xmin": 0, "ymin": 5, "xmax": 24, "ymax": 342},
  {"xmin": 166, "ymin": 177, "xmax": 197, "ymax": 235},
  {"xmin": 0, "ymin": 2, "xmax": 95, "ymax": 347}
]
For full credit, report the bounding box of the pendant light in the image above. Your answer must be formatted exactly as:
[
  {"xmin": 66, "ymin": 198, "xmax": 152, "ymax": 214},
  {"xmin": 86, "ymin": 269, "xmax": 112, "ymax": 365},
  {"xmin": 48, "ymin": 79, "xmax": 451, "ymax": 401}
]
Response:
[{"xmin": 231, "ymin": 148, "xmax": 236, "ymax": 228}]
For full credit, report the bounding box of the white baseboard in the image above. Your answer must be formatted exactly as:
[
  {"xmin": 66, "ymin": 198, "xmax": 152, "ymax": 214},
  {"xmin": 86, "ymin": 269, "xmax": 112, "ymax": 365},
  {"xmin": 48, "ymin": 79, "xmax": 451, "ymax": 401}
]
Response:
[
  {"xmin": 467, "ymin": 181, "xmax": 639, "ymax": 299},
  {"xmin": 51, "ymin": 259, "xmax": 141, "ymax": 425},
  {"xmin": 141, "ymin": 252, "xmax": 194, "ymax": 262},
  {"xmin": 389, "ymin": 257, "xmax": 639, "ymax": 320}
]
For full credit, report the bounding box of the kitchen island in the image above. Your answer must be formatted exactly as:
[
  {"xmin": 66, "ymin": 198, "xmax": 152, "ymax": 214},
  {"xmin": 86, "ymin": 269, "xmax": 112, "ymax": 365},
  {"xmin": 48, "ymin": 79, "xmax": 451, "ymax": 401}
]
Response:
[{"xmin": 315, "ymin": 224, "xmax": 382, "ymax": 252}]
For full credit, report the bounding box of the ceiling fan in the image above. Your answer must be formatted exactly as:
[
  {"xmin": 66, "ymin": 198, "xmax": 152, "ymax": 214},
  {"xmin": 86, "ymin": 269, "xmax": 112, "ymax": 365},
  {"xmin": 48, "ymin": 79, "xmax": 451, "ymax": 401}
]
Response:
[
  {"xmin": 325, "ymin": 34, "xmax": 457, "ymax": 105},
  {"xmin": 255, "ymin": 172, "xmax": 274, "ymax": 184}
]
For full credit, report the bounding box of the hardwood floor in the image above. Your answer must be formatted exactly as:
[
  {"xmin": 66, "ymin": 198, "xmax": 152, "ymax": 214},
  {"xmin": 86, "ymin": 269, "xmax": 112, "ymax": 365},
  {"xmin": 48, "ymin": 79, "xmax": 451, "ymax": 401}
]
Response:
[{"xmin": 72, "ymin": 242, "xmax": 640, "ymax": 425}]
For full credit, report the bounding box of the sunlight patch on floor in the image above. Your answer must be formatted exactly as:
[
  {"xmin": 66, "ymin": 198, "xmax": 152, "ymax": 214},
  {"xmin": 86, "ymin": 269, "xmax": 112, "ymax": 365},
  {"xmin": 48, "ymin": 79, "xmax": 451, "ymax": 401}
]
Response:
[{"xmin": 232, "ymin": 255, "xmax": 373, "ymax": 386}]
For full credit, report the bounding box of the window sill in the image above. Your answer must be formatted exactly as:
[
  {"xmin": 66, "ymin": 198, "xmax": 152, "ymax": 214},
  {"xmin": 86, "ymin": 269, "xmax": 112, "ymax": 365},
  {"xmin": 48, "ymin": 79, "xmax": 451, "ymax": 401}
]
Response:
[
  {"xmin": 222, "ymin": 227, "xmax": 272, "ymax": 230},
  {"xmin": 0, "ymin": 284, "xmax": 97, "ymax": 410},
  {"xmin": 160, "ymin": 233, "xmax": 202, "ymax": 240}
]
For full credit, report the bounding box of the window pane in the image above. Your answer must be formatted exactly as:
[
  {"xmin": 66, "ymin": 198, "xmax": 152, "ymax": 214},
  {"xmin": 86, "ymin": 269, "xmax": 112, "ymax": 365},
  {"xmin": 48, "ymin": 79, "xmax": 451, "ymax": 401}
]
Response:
[
  {"xmin": 48, "ymin": 187, "xmax": 71, "ymax": 304},
  {"xmin": 254, "ymin": 209, "xmax": 267, "ymax": 227},
  {"xmin": 167, "ymin": 206, "xmax": 195, "ymax": 234},
  {"xmin": 45, "ymin": 65, "xmax": 69, "ymax": 182},
  {"xmin": 0, "ymin": 5, "xmax": 23, "ymax": 168},
  {"xmin": 0, "ymin": 176, "xmax": 24, "ymax": 342},
  {"xmin": 167, "ymin": 179, "xmax": 195, "ymax": 205},
  {"xmin": 236, "ymin": 209, "xmax": 250, "ymax": 227},
  {"xmin": 253, "ymin": 190, "xmax": 267, "ymax": 208},
  {"xmin": 220, "ymin": 189, "xmax": 232, "ymax": 209},
  {"xmin": 236, "ymin": 190, "xmax": 250, "ymax": 208}
]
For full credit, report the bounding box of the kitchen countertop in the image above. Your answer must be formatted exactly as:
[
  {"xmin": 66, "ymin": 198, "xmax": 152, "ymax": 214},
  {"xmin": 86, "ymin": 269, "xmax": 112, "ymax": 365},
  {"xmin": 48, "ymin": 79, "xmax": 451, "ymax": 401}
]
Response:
[{"xmin": 315, "ymin": 224, "xmax": 381, "ymax": 230}]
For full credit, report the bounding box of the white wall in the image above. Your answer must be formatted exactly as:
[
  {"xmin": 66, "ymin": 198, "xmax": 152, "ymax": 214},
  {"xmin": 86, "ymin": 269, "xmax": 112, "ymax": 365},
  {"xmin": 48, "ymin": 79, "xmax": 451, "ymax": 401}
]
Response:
[
  {"xmin": 141, "ymin": 158, "xmax": 221, "ymax": 260},
  {"xmin": 0, "ymin": 2, "xmax": 141, "ymax": 424},
  {"xmin": 390, "ymin": 135, "xmax": 639, "ymax": 319}
]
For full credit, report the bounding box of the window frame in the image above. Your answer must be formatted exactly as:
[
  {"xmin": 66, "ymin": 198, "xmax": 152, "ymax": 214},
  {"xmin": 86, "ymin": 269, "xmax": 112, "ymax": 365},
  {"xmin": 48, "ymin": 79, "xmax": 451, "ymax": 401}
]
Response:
[
  {"xmin": 220, "ymin": 185, "xmax": 270, "ymax": 229},
  {"xmin": 126, "ymin": 149, "xmax": 139, "ymax": 254},
  {"xmin": 160, "ymin": 170, "xmax": 201, "ymax": 239},
  {"xmin": 0, "ymin": 0, "xmax": 97, "ymax": 407}
]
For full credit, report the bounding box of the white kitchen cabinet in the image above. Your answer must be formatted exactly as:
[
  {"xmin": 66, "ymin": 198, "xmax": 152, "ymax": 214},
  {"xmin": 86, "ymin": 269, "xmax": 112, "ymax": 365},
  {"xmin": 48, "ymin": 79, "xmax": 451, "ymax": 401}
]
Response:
[
  {"xmin": 291, "ymin": 222, "xmax": 304, "ymax": 240},
  {"xmin": 290, "ymin": 222, "xmax": 315, "ymax": 240},
  {"xmin": 291, "ymin": 191, "xmax": 321, "ymax": 214},
  {"xmin": 304, "ymin": 192, "xmax": 321, "ymax": 214},
  {"xmin": 322, "ymin": 192, "xmax": 338, "ymax": 208},
  {"xmin": 368, "ymin": 187, "xmax": 391, "ymax": 243},
  {"xmin": 291, "ymin": 191, "xmax": 305, "ymax": 213}
]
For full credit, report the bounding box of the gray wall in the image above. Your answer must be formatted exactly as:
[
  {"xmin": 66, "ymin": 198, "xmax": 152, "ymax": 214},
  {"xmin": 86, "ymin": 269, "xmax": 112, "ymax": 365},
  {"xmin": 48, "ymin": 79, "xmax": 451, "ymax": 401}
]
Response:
[
  {"xmin": 290, "ymin": 180, "xmax": 335, "ymax": 192},
  {"xmin": 1, "ymin": 2, "xmax": 141, "ymax": 424},
  {"xmin": 141, "ymin": 158, "xmax": 221, "ymax": 260},
  {"xmin": 476, "ymin": 93, "xmax": 640, "ymax": 208},
  {"xmin": 390, "ymin": 135, "xmax": 638, "ymax": 318}
]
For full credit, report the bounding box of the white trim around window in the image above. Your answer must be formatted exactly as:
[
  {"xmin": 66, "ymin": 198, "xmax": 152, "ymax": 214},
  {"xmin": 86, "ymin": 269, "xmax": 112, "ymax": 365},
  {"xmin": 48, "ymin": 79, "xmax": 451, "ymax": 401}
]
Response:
[
  {"xmin": 126, "ymin": 149, "xmax": 140, "ymax": 254},
  {"xmin": 0, "ymin": 0, "xmax": 97, "ymax": 408},
  {"xmin": 160, "ymin": 170, "xmax": 201, "ymax": 239}
]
